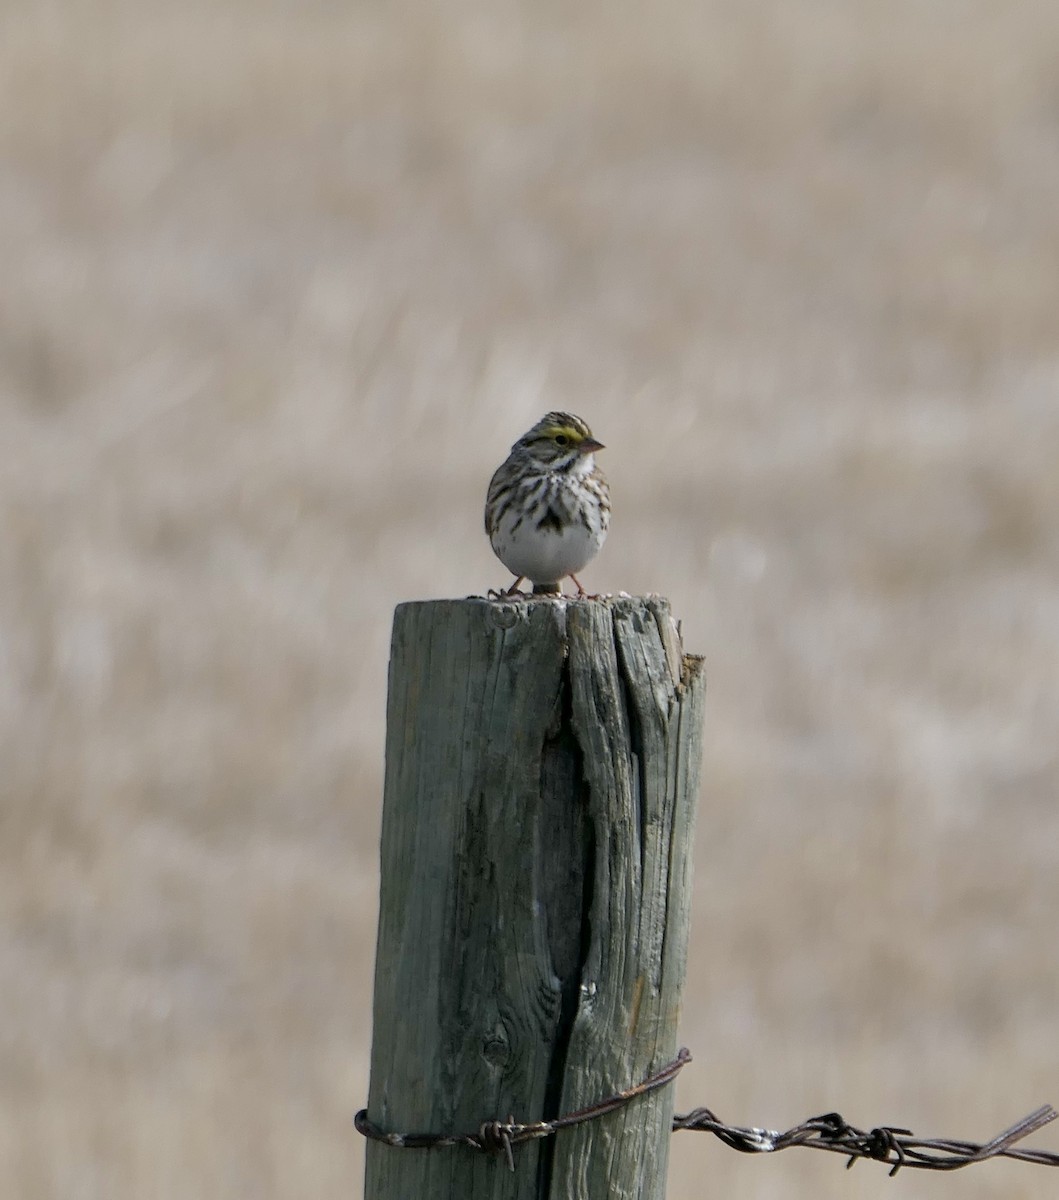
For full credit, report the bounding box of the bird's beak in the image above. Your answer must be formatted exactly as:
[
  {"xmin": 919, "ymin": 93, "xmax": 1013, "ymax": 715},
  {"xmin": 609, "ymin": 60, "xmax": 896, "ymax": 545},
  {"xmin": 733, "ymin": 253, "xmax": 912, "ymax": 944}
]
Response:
[{"xmin": 580, "ymin": 438, "xmax": 605, "ymax": 454}]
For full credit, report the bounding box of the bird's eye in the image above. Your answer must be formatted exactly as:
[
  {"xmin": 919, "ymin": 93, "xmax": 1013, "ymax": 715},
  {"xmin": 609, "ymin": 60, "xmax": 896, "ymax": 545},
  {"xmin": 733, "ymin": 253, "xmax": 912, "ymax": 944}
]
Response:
[{"xmin": 554, "ymin": 434, "xmax": 569, "ymax": 446}]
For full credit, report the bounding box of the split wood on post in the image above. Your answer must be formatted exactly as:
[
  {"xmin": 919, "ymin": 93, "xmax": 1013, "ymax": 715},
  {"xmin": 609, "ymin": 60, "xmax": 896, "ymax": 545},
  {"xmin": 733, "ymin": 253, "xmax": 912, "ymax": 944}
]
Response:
[{"xmin": 364, "ymin": 595, "xmax": 706, "ymax": 1200}]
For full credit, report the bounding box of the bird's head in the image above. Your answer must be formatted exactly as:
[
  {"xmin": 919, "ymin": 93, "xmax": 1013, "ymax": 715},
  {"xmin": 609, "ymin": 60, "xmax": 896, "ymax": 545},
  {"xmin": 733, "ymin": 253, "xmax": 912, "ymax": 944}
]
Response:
[{"xmin": 516, "ymin": 412, "xmax": 604, "ymax": 470}]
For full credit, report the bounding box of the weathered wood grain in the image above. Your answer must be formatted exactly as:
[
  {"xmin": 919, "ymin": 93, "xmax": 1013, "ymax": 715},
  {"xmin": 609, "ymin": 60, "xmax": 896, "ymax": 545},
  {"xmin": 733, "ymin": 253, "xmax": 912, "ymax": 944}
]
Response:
[{"xmin": 365, "ymin": 596, "xmax": 706, "ymax": 1200}]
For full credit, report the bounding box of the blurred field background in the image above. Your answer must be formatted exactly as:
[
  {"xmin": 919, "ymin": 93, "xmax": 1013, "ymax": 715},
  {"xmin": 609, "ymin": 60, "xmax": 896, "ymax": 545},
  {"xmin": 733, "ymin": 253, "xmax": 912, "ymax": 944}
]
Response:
[{"xmin": 2, "ymin": 0, "xmax": 1059, "ymax": 1196}]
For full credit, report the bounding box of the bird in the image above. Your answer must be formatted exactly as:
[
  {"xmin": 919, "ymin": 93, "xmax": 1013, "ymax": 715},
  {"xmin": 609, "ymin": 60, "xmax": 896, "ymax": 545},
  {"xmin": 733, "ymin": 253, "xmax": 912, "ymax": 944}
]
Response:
[{"xmin": 485, "ymin": 411, "xmax": 610, "ymax": 597}]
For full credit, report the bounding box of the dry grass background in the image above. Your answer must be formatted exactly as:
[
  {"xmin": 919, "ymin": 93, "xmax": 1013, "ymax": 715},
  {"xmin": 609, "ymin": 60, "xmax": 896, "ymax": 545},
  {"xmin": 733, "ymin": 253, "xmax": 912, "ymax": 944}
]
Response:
[{"xmin": 2, "ymin": 0, "xmax": 1058, "ymax": 1196}]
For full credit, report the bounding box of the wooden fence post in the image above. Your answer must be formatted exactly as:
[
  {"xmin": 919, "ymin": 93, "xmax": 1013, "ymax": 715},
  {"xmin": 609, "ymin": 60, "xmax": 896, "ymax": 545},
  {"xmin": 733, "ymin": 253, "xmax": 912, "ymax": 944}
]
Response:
[{"xmin": 364, "ymin": 595, "xmax": 706, "ymax": 1200}]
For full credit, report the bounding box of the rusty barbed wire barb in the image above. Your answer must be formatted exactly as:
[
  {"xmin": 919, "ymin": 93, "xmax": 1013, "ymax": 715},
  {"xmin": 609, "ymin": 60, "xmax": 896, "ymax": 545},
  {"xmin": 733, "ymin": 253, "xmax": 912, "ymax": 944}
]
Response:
[{"xmin": 357, "ymin": 1046, "xmax": 1059, "ymax": 1177}]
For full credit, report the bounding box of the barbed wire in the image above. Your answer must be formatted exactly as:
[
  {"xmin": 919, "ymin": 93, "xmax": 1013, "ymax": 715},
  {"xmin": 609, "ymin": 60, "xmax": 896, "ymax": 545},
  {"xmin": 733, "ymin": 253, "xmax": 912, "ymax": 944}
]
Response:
[
  {"xmin": 355, "ymin": 1046, "xmax": 1059, "ymax": 1177},
  {"xmin": 672, "ymin": 1098, "xmax": 1059, "ymax": 1176},
  {"xmin": 356, "ymin": 1048, "xmax": 689, "ymax": 1171}
]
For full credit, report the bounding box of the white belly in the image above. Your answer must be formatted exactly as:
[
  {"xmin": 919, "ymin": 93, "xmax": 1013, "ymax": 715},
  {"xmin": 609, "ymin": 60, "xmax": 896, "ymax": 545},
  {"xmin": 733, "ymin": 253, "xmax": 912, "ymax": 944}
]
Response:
[{"xmin": 491, "ymin": 512, "xmax": 603, "ymax": 584}]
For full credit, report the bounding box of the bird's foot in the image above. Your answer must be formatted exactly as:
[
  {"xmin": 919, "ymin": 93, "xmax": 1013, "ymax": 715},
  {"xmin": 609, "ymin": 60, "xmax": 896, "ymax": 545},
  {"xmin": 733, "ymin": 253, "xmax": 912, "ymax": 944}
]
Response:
[
  {"xmin": 488, "ymin": 577, "xmax": 529, "ymax": 600},
  {"xmin": 569, "ymin": 574, "xmax": 605, "ymax": 600}
]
